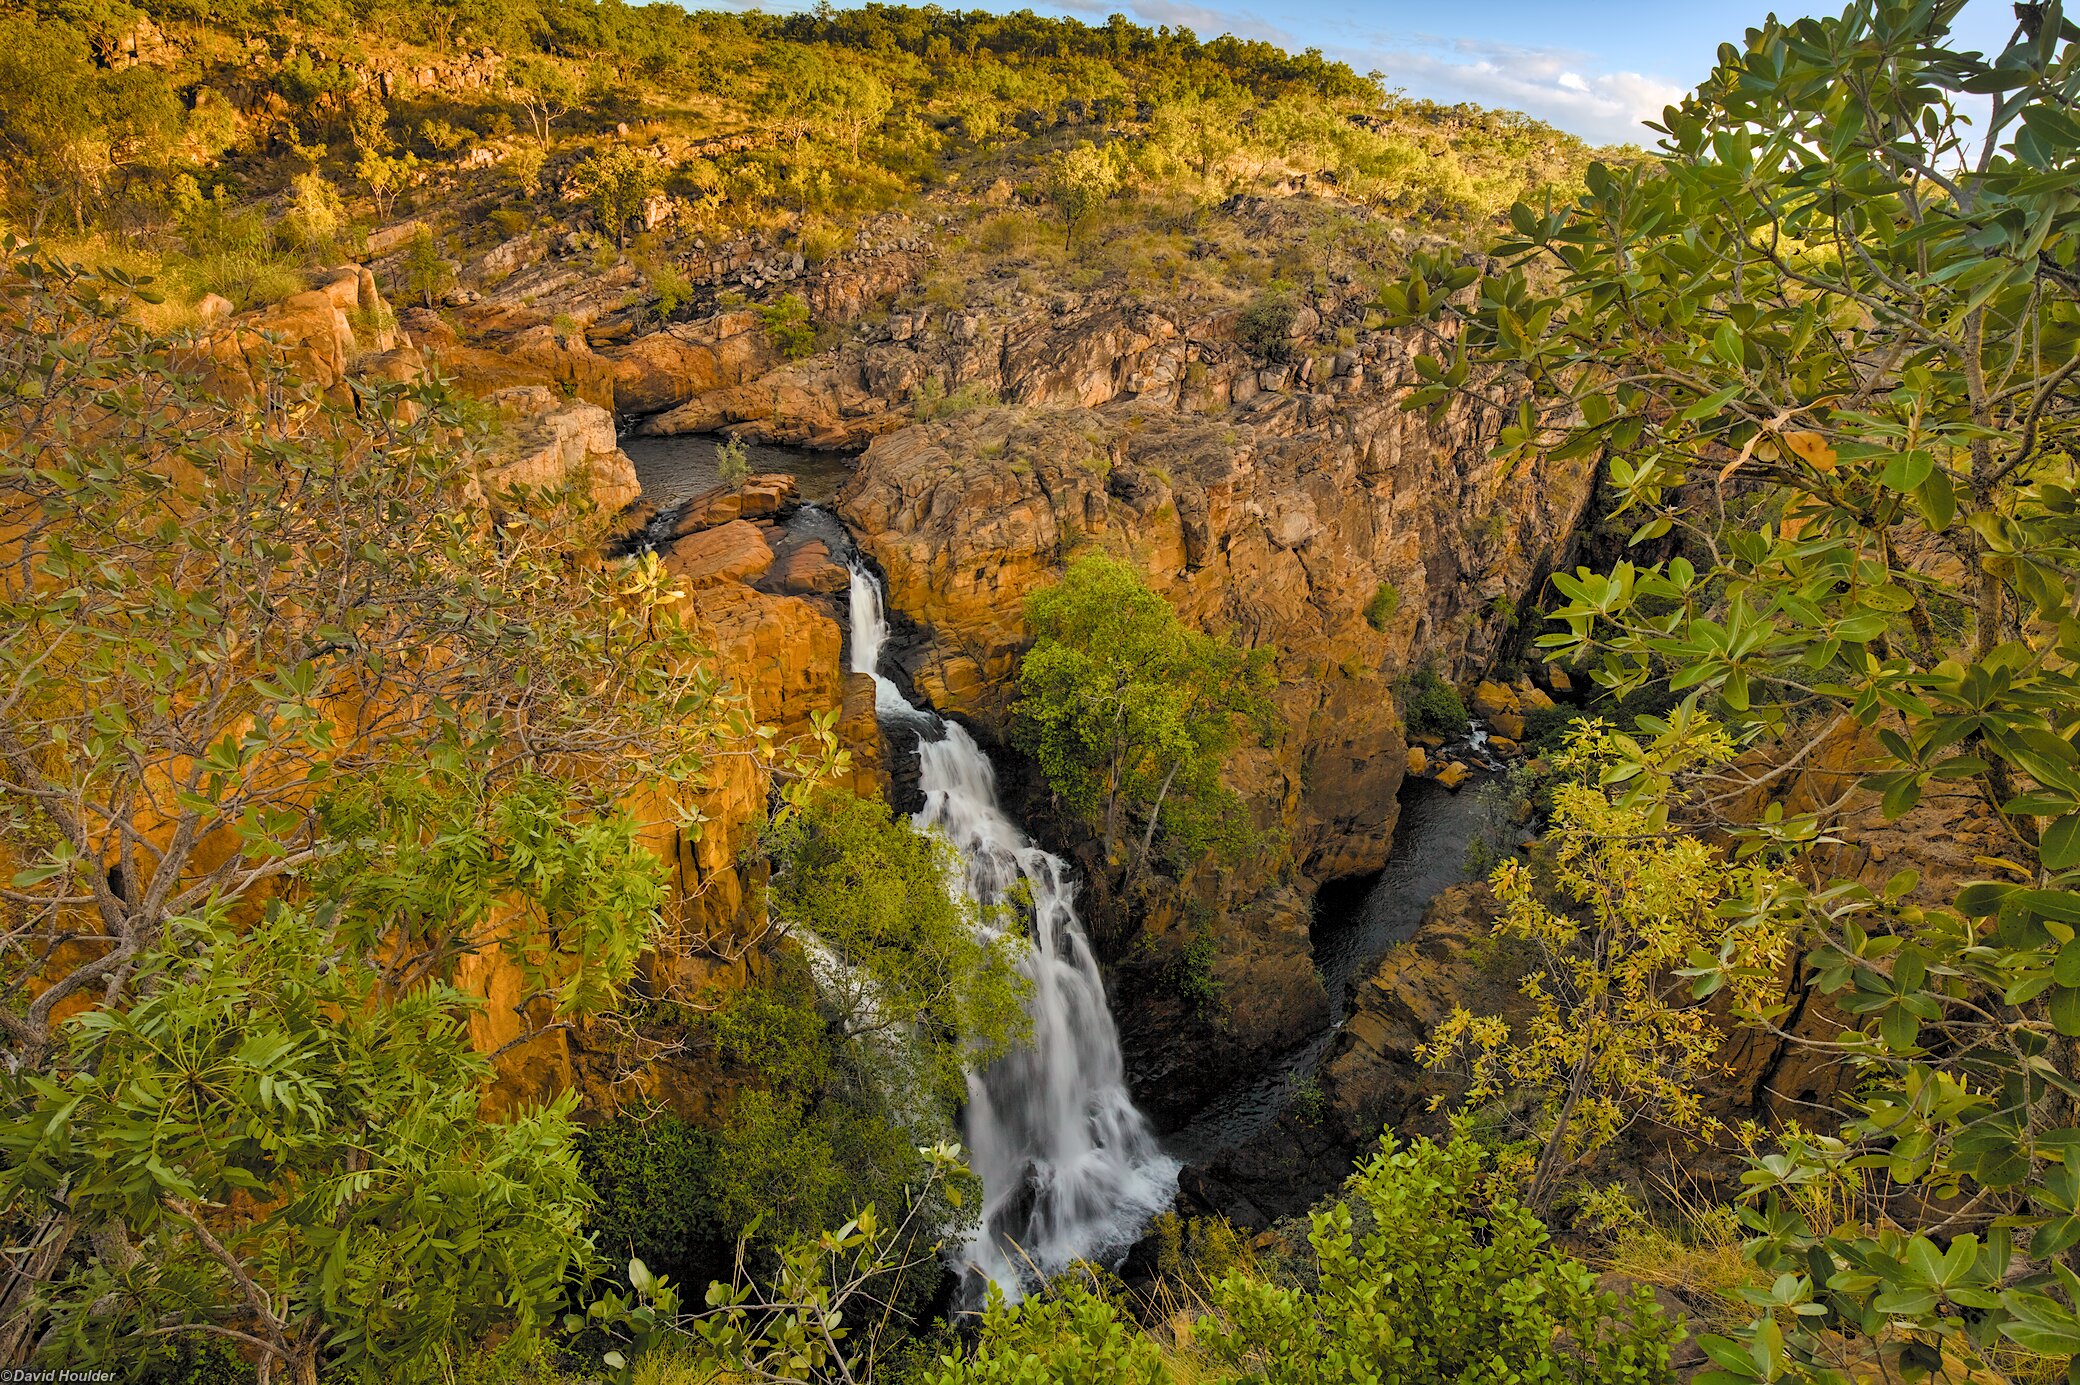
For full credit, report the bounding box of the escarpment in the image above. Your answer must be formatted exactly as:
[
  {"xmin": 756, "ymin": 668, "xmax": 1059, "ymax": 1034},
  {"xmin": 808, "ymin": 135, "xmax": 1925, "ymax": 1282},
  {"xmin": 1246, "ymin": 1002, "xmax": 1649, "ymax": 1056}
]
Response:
[{"xmin": 808, "ymin": 297, "xmax": 1598, "ymax": 1120}]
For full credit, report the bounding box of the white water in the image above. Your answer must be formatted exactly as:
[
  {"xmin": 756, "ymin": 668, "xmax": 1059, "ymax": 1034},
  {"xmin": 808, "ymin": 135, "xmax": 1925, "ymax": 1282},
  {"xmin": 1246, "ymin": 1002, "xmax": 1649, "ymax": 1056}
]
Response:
[{"xmin": 845, "ymin": 566, "xmax": 1179, "ymax": 1301}]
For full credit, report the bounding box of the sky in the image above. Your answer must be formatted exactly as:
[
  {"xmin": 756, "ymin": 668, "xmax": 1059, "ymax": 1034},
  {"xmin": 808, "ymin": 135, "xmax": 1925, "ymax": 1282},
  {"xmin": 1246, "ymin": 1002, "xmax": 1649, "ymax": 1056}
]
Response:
[{"xmin": 771, "ymin": 0, "xmax": 2028, "ymax": 147}]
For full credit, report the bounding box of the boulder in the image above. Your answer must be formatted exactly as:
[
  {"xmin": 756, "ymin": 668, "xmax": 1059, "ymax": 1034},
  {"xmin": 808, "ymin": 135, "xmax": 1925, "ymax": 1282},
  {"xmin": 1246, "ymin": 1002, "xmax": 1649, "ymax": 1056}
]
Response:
[
  {"xmin": 663, "ymin": 520, "xmax": 775, "ymax": 587},
  {"xmin": 739, "ymin": 472, "xmax": 800, "ymax": 519},
  {"xmin": 1434, "ymin": 760, "xmax": 1472, "ymax": 790},
  {"xmin": 1470, "ymin": 679, "xmax": 1520, "ymax": 722},
  {"xmin": 1489, "ymin": 711, "xmax": 1527, "ymax": 741},
  {"xmin": 1405, "ymin": 745, "xmax": 1428, "ymax": 776},
  {"xmin": 1514, "ymin": 678, "xmax": 1556, "ymax": 711},
  {"xmin": 771, "ymin": 539, "xmax": 849, "ymax": 595}
]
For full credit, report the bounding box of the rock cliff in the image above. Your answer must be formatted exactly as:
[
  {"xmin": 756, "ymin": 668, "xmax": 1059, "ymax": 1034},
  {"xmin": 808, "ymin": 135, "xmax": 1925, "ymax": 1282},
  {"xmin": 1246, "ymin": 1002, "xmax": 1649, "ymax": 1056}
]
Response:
[{"xmin": 816, "ymin": 294, "xmax": 1598, "ymax": 1121}]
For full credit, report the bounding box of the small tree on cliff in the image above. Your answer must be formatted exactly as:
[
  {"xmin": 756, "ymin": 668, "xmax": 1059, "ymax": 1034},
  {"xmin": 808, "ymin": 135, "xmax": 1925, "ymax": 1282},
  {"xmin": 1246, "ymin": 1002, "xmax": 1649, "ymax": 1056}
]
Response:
[
  {"xmin": 0, "ymin": 246, "xmax": 803, "ymax": 1376},
  {"xmin": 1419, "ymin": 711, "xmax": 1790, "ymax": 1212},
  {"xmin": 1012, "ymin": 552, "xmax": 1278, "ymax": 880}
]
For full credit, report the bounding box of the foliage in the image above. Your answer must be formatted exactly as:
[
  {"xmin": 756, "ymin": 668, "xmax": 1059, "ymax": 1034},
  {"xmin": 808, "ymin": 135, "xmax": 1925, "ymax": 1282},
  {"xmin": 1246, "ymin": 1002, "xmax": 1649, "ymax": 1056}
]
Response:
[
  {"xmin": 757, "ymin": 291, "xmax": 817, "ymax": 359},
  {"xmin": 1387, "ymin": 0, "xmax": 2080, "ymax": 1372},
  {"xmin": 571, "ymin": 144, "xmax": 662, "ymax": 247},
  {"xmin": 0, "ymin": 247, "xmax": 766, "ymax": 1373},
  {"xmin": 280, "ymin": 170, "xmax": 347, "ymax": 253},
  {"xmin": 911, "ymin": 377, "xmax": 1001, "ymax": 421},
  {"xmin": 1, "ymin": 908, "xmax": 592, "ymax": 1383},
  {"xmin": 1013, "ymin": 553, "xmax": 1280, "ymax": 877},
  {"xmin": 925, "ymin": 1280, "xmax": 1167, "ymax": 1385},
  {"xmin": 1235, "ymin": 290, "xmax": 1296, "ymax": 360},
  {"xmin": 591, "ymin": 1142, "xmax": 973, "ymax": 1384},
  {"xmin": 506, "ymin": 55, "xmax": 582, "ymax": 146},
  {"xmin": 1041, "ymin": 141, "xmax": 1122, "ymax": 250},
  {"xmin": 402, "ymin": 222, "xmax": 454, "ymax": 306},
  {"xmin": 923, "ymin": 1136, "xmax": 1678, "ymax": 1384},
  {"xmin": 355, "ymin": 147, "xmax": 420, "ymax": 219},
  {"xmin": 764, "ymin": 790, "xmax": 1028, "ymax": 1106},
  {"xmin": 715, "ymin": 433, "xmax": 751, "ymax": 489},
  {"xmin": 1398, "ymin": 664, "xmax": 1468, "ymax": 740},
  {"xmin": 1199, "ymin": 1136, "xmax": 1678, "ymax": 1382},
  {"xmin": 1421, "ymin": 714, "xmax": 1790, "ymax": 1210},
  {"xmin": 1363, "ymin": 580, "xmax": 1400, "ymax": 633}
]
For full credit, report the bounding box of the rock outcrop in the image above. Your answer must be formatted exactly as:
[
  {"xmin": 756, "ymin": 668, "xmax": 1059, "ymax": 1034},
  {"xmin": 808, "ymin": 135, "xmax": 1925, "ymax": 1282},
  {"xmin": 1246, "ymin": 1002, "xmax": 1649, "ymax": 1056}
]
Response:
[{"xmin": 819, "ymin": 298, "xmax": 1597, "ymax": 1120}]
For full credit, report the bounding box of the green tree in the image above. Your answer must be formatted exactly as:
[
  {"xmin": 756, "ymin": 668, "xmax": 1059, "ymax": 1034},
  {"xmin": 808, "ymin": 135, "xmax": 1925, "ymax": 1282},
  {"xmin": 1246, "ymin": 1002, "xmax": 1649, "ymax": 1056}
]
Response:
[
  {"xmin": 1041, "ymin": 141, "xmax": 1121, "ymax": 250},
  {"xmin": 715, "ymin": 433, "xmax": 752, "ymax": 489},
  {"xmin": 1013, "ymin": 553, "xmax": 1279, "ymax": 878},
  {"xmin": 1387, "ymin": 0, "xmax": 2080, "ymax": 1372},
  {"xmin": 355, "ymin": 147, "xmax": 419, "ymax": 220},
  {"xmin": 401, "ymin": 223, "xmax": 454, "ymax": 307},
  {"xmin": 506, "ymin": 55, "xmax": 581, "ymax": 147},
  {"xmin": 1, "ymin": 908, "xmax": 590, "ymax": 1385},
  {"xmin": 765, "ymin": 791, "xmax": 1027, "ymax": 1103},
  {"xmin": 570, "ymin": 144, "xmax": 661, "ymax": 247},
  {"xmin": 1421, "ymin": 713, "xmax": 1789, "ymax": 1212},
  {"xmin": 0, "ymin": 247, "xmax": 761, "ymax": 1370}
]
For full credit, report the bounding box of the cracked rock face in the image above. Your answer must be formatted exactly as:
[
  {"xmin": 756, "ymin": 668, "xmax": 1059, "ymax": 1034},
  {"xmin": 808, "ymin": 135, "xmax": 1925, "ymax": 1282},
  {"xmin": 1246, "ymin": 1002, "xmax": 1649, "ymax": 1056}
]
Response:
[{"xmin": 831, "ymin": 330, "xmax": 1596, "ymax": 1119}]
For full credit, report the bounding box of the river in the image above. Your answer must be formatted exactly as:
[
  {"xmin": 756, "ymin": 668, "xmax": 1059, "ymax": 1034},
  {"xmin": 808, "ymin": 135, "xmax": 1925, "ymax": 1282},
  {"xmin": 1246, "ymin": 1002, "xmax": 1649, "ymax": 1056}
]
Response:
[{"xmin": 1161, "ymin": 772, "xmax": 1492, "ymax": 1166}]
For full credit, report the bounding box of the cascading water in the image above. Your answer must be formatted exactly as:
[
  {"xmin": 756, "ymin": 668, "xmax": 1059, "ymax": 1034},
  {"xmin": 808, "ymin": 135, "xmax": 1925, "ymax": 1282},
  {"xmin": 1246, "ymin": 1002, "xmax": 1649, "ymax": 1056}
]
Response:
[{"xmin": 845, "ymin": 565, "xmax": 1179, "ymax": 1300}]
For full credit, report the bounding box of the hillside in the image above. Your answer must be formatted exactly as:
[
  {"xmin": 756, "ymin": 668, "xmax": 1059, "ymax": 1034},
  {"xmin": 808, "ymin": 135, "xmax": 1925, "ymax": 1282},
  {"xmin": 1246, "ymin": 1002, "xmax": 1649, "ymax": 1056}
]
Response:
[
  {"xmin": 5, "ymin": 1, "xmax": 2080, "ymax": 1383},
  {"xmin": 0, "ymin": 0, "xmax": 1604, "ymax": 332}
]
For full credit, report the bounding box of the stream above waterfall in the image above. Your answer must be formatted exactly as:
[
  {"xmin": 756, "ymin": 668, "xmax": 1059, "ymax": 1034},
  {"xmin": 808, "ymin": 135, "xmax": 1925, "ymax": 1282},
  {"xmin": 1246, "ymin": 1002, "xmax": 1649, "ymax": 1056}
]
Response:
[{"xmin": 623, "ymin": 432, "xmax": 856, "ymax": 507}]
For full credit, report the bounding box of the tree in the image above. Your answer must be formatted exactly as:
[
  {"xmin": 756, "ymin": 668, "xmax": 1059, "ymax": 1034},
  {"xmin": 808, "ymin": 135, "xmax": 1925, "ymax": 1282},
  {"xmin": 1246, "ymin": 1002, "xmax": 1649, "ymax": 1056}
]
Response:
[
  {"xmin": 764, "ymin": 790, "xmax": 1027, "ymax": 1103},
  {"xmin": 1, "ymin": 908, "xmax": 591, "ymax": 1384},
  {"xmin": 506, "ymin": 56, "xmax": 581, "ymax": 147},
  {"xmin": 1420, "ymin": 712, "xmax": 1790, "ymax": 1212},
  {"xmin": 1145, "ymin": 79, "xmax": 1249, "ymax": 187},
  {"xmin": 715, "ymin": 433, "xmax": 752, "ymax": 490},
  {"xmin": 1386, "ymin": 0, "xmax": 2080, "ymax": 1371},
  {"xmin": 1013, "ymin": 553, "xmax": 1278, "ymax": 878},
  {"xmin": 1041, "ymin": 141, "xmax": 1120, "ymax": 250},
  {"xmin": 401, "ymin": 223, "xmax": 454, "ymax": 307},
  {"xmin": 0, "ymin": 247, "xmax": 760, "ymax": 1369},
  {"xmin": 569, "ymin": 144, "xmax": 661, "ymax": 247},
  {"xmin": 354, "ymin": 146, "xmax": 418, "ymax": 220}
]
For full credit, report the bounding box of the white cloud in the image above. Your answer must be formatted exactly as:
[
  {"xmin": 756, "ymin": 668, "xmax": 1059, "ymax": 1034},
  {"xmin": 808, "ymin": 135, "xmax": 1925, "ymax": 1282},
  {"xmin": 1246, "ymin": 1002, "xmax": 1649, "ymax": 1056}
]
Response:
[
  {"xmin": 1048, "ymin": 1, "xmax": 1687, "ymax": 146},
  {"xmin": 1356, "ymin": 35, "xmax": 1686, "ymax": 145}
]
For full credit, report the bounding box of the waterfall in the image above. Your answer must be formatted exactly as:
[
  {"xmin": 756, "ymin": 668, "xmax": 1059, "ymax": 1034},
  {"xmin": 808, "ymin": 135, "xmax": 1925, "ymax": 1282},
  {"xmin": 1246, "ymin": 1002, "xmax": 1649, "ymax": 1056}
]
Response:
[{"xmin": 845, "ymin": 565, "xmax": 1179, "ymax": 1300}]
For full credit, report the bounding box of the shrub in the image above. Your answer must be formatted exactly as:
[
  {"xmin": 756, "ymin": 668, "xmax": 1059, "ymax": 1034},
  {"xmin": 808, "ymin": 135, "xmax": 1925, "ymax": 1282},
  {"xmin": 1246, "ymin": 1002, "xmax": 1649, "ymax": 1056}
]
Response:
[
  {"xmin": 757, "ymin": 291, "xmax": 816, "ymax": 358},
  {"xmin": 1398, "ymin": 664, "xmax": 1468, "ymax": 739},
  {"xmin": 911, "ymin": 377, "xmax": 1001, "ymax": 420},
  {"xmin": 1364, "ymin": 579, "xmax": 1401, "ymax": 632},
  {"xmin": 1236, "ymin": 290, "xmax": 1295, "ymax": 359},
  {"xmin": 1199, "ymin": 1137, "xmax": 1679, "ymax": 1382},
  {"xmin": 715, "ymin": 434, "xmax": 750, "ymax": 489}
]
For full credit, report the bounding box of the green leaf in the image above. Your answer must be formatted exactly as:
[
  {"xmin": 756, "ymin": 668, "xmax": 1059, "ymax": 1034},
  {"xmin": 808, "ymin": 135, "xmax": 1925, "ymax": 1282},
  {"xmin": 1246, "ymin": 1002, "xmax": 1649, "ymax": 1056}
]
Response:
[
  {"xmin": 2051, "ymin": 986, "xmax": 2080, "ymax": 1038},
  {"xmin": 2044, "ymin": 816, "xmax": 2080, "ymax": 871}
]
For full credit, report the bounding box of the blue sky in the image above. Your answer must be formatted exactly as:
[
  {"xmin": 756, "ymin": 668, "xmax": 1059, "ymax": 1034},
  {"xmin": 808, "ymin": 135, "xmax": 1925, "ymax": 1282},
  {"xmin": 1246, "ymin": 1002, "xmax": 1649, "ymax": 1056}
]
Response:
[
  {"xmin": 758, "ymin": 0, "xmax": 2025, "ymax": 146},
  {"xmin": 1027, "ymin": 0, "xmax": 2026, "ymax": 144}
]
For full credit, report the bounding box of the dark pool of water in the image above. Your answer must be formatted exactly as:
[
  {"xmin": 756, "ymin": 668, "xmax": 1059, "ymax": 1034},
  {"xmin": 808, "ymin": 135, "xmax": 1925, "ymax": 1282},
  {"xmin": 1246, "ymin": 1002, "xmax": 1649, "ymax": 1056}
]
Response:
[
  {"xmin": 622, "ymin": 432, "xmax": 857, "ymax": 507},
  {"xmin": 1160, "ymin": 773, "xmax": 1493, "ymax": 1165}
]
